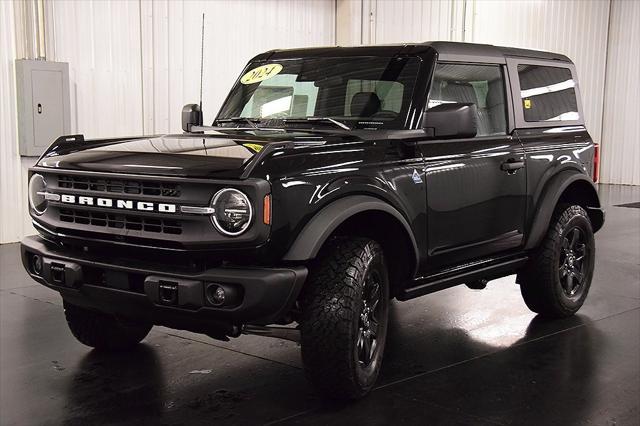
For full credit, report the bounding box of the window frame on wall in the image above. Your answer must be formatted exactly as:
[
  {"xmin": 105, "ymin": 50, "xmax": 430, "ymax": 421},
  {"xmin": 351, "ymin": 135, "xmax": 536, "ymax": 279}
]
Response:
[{"xmin": 506, "ymin": 57, "xmax": 584, "ymax": 129}]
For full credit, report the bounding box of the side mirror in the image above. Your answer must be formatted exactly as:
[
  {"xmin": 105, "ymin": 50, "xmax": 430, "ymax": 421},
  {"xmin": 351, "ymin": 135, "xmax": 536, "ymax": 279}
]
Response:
[
  {"xmin": 182, "ymin": 104, "xmax": 203, "ymax": 132},
  {"xmin": 422, "ymin": 103, "xmax": 477, "ymax": 139}
]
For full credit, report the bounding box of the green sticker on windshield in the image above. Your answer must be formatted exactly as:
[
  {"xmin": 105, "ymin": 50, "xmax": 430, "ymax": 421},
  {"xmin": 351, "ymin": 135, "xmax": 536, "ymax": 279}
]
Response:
[{"xmin": 240, "ymin": 64, "xmax": 283, "ymax": 85}]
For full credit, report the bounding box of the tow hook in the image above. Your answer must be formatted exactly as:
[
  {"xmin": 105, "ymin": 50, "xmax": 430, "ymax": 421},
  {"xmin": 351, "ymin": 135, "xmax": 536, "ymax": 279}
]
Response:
[{"xmin": 158, "ymin": 281, "xmax": 179, "ymax": 305}]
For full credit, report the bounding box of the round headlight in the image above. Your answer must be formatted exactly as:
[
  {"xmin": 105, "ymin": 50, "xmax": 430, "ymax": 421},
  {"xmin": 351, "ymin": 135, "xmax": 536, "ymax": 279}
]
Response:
[
  {"xmin": 28, "ymin": 174, "xmax": 48, "ymax": 215},
  {"xmin": 210, "ymin": 188, "xmax": 253, "ymax": 236}
]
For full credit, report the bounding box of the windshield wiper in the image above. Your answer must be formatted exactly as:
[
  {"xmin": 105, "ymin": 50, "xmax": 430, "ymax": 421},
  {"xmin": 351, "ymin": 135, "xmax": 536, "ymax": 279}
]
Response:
[
  {"xmin": 216, "ymin": 117, "xmax": 259, "ymax": 129},
  {"xmin": 217, "ymin": 116, "xmax": 351, "ymax": 131},
  {"xmin": 307, "ymin": 117, "xmax": 351, "ymax": 131},
  {"xmin": 284, "ymin": 117, "xmax": 351, "ymax": 131}
]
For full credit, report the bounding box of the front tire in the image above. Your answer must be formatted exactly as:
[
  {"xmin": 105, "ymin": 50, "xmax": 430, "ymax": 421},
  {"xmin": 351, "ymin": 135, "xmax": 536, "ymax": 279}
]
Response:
[
  {"xmin": 519, "ymin": 205, "xmax": 595, "ymax": 318},
  {"xmin": 299, "ymin": 238, "xmax": 389, "ymax": 400},
  {"xmin": 64, "ymin": 301, "xmax": 152, "ymax": 351}
]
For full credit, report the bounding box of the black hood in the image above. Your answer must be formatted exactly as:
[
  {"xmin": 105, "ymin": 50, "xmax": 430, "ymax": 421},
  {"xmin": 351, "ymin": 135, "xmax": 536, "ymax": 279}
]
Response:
[{"xmin": 37, "ymin": 130, "xmax": 359, "ymax": 179}]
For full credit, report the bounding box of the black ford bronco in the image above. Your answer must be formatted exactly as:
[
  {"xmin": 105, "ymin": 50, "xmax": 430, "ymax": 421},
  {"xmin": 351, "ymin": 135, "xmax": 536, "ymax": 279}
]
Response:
[{"xmin": 21, "ymin": 42, "xmax": 604, "ymax": 399}]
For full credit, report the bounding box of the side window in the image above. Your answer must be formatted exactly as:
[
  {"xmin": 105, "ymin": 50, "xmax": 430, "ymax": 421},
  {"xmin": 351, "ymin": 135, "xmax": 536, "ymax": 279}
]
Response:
[
  {"xmin": 517, "ymin": 65, "xmax": 579, "ymax": 122},
  {"xmin": 428, "ymin": 63, "xmax": 507, "ymax": 136}
]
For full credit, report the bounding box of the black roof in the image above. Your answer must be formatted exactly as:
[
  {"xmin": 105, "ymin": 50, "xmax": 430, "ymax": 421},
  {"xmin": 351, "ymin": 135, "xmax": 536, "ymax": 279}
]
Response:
[
  {"xmin": 426, "ymin": 41, "xmax": 571, "ymax": 63},
  {"xmin": 256, "ymin": 41, "xmax": 572, "ymax": 64}
]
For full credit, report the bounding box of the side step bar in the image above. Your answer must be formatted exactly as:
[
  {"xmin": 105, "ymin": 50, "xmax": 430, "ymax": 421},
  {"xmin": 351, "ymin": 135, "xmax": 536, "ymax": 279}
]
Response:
[
  {"xmin": 398, "ymin": 256, "xmax": 528, "ymax": 301},
  {"xmin": 242, "ymin": 325, "xmax": 300, "ymax": 343}
]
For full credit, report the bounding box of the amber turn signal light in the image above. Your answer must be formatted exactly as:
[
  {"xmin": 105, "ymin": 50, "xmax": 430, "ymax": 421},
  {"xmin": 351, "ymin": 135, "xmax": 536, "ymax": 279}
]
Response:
[{"xmin": 263, "ymin": 194, "xmax": 271, "ymax": 225}]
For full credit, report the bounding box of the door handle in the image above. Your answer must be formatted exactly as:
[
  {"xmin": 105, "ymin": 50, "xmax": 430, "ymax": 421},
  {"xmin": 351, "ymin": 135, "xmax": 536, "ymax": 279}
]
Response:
[{"xmin": 500, "ymin": 160, "xmax": 525, "ymax": 172}]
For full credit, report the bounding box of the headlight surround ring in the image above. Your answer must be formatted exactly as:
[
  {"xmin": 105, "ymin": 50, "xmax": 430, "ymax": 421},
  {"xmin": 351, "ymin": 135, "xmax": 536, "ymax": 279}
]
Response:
[
  {"xmin": 28, "ymin": 174, "xmax": 48, "ymax": 215},
  {"xmin": 210, "ymin": 188, "xmax": 253, "ymax": 236}
]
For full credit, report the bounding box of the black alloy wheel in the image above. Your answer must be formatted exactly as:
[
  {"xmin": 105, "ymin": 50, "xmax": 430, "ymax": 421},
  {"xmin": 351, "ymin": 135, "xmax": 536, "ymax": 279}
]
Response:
[
  {"xmin": 357, "ymin": 270, "xmax": 382, "ymax": 366},
  {"xmin": 558, "ymin": 226, "xmax": 590, "ymax": 298},
  {"xmin": 519, "ymin": 204, "xmax": 596, "ymax": 318},
  {"xmin": 300, "ymin": 238, "xmax": 390, "ymax": 400}
]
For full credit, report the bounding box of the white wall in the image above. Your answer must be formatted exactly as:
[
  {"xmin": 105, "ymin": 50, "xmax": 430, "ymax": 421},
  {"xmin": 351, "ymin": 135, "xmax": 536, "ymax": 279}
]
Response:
[
  {"xmin": 0, "ymin": 1, "xmax": 34, "ymax": 243},
  {"xmin": 372, "ymin": 0, "xmax": 465, "ymax": 43},
  {"xmin": 49, "ymin": 0, "xmax": 145, "ymax": 138},
  {"xmin": 47, "ymin": 0, "xmax": 335, "ymax": 138},
  {"xmin": 140, "ymin": 0, "xmax": 335, "ymax": 134},
  {"xmin": 600, "ymin": 0, "xmax": 640, "ymax": 185},
  {"xmin": 0, "ymin": 0, "xmax": 335, "ymax": 244}
]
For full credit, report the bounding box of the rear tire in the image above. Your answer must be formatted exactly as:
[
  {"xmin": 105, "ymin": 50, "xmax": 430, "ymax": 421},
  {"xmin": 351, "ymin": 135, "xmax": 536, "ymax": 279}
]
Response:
[
  {"xmin": 299, "ymin": 238, "xmax": 389, "ymax": 400},
  {"xmin": 519, "ymin": 205, "xmax": 595, "ymax": 318},
  {"xmin": 64, "ymin": 301, "xmax": 152, "ymax": 351}
]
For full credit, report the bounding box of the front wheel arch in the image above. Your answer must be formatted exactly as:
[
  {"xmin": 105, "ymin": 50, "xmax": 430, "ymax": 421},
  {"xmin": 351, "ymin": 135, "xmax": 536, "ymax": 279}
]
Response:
[{"xmin": 282, "ymin": 195, "xmax": 420, "ymax": 283}]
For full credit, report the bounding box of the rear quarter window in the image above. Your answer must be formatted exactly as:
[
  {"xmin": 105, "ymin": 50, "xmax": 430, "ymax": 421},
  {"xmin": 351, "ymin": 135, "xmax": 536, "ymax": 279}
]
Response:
[{"xmin": 517, "ymin": 65, "xmax": 579, "ymax": 122}]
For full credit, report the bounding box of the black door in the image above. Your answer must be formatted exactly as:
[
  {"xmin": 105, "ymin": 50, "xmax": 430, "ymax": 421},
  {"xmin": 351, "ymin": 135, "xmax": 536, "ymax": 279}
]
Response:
[{"xmin": 418, "ymin": 62, "xmax": 526, "ymax": 271}]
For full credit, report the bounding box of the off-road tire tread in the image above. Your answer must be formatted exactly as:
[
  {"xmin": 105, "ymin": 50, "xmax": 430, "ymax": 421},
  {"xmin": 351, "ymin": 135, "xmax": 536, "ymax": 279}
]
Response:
[
  {"xmin": 300, "ymin": 237, "xmax": 385, "ymax": 400},
  {"xmin": 519, "ymin": 204, "xmax": 593, "ymax": 318},
  {"xmin": 64, "ymin": 302, "xmax": 152, "ymax": 350}
]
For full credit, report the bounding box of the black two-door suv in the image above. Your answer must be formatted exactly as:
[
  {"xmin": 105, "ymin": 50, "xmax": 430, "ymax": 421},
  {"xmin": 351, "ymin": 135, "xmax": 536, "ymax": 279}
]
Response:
[{"xmin": 21, "ymin": 42, "xmax": 604, "ymax": 399}]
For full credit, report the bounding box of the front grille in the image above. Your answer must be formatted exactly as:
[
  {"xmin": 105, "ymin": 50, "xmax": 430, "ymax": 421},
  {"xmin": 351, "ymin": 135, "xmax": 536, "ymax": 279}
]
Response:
[
  {"xmin": 58, "ymin": 175, "xmax": 181, "ymax": 197},
  {"xmin": 60, "ymin": 208, "xmax": 182, "ymax": 235}
]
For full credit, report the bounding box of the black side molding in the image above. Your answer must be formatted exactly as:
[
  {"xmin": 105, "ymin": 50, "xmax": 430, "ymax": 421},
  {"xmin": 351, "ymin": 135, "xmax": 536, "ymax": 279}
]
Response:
[{"xmin": 399, "ymin": 255, "xmax": 528, "ymax": 301}]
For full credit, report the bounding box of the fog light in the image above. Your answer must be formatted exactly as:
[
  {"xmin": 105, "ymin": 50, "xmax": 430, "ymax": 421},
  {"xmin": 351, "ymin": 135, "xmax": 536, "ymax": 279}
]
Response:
[
  {"xmin": 206, "ymin": 284, "xmax": 226, "ymax": 306},
  {"xmin": 213, "ymin": 287, "xmax": 226, "ymax": 304},
  {"xmin": 32, "ymin": 255, "xmax": 43, "ymax": 275}
]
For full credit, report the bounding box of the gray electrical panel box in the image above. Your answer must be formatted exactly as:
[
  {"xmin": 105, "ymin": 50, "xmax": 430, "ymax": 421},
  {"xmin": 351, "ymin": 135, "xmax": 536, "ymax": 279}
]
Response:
[{"xmin": 16, "ymin": 60, "xmax": 71, "ymax": 157}]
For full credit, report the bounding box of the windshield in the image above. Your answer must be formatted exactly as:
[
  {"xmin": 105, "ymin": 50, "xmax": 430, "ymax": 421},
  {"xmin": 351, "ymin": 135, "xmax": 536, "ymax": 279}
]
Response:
[{"xmin": 216, "ymin": 56, "xmax": 421, "ymax": 130}]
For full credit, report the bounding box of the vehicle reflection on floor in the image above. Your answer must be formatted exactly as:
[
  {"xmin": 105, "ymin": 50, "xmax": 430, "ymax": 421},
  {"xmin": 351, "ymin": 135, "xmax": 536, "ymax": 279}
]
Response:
[{"xmin": 63, "ymin": 346, "xmax": 165, "ymax": 424}]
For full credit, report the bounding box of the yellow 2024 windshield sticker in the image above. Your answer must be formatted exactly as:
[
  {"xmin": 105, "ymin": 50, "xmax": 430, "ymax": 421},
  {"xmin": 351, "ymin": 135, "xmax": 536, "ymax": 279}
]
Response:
[
  {"xmin": 243, "ymin": 143, "xmax": 264, "ymax": 152},
  {"xmin": 240, "ymin": 64, "xmax": 283, "ymax": 85}
]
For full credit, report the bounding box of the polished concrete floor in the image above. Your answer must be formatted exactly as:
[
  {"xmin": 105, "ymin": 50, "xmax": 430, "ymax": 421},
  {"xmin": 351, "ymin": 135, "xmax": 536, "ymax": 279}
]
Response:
[{"xmin": 1, "ymin": 184, "xmax": 638, "ymax": 425}]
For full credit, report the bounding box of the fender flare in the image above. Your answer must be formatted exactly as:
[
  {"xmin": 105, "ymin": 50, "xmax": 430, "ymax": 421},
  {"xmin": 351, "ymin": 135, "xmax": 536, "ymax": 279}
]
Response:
[
  {"xmin": 282, "ymin": 195, "xmax": 420, "ymax": 273},
  {"xmin": 525, "ymin": 171, "xmax": 602, "ymax": 250}
]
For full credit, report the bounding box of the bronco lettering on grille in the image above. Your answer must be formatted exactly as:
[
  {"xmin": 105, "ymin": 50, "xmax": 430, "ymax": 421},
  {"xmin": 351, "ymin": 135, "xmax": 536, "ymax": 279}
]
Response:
[{"xmin": 59, "ymin": 194, "xmax": 177, "ymax": 213}]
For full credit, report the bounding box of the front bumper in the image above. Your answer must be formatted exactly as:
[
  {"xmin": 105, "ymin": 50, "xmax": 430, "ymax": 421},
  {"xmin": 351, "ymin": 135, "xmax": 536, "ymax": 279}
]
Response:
[{"xmin": 21, "ymin": 236, "xmax": 307, "ymax": 333}]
